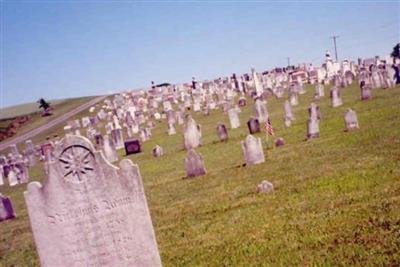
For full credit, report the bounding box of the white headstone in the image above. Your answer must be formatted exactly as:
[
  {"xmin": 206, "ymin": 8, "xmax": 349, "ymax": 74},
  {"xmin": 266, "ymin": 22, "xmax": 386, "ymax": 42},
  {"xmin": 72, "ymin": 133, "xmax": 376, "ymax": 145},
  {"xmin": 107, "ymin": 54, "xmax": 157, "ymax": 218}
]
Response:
[
  {"xmin": 228, "ymin": 108, "xmax": 240, "ymax": 129},
  {"xmin": 24, "ymin": 135, "xmax": 162, "ymax": 267},
  {"xmin": 344, "ymin": 108, "xmax": 359, "ymax": 131},
  {"xmin": 183, "ymin": 116, "xmax": 202, "ymax": 150},
  {"xmin": 241, "ymin": 135, "xmax": 265, "ymax": 165}
]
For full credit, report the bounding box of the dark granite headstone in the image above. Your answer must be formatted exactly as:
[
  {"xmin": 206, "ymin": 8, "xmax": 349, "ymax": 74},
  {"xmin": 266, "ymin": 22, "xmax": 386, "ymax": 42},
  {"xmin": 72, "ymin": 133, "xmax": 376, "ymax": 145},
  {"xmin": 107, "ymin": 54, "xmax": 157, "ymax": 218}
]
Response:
[
  {"xmin": 124, "ymin": 139, "xmax": 141, "ymax": 155},
  {"xmin": 0, "ymin": 194, "xmax": 16, "ymax": 222},
  {"xmin": 247, "ymin": 118, "xmax": 261, "ymax": 134}
]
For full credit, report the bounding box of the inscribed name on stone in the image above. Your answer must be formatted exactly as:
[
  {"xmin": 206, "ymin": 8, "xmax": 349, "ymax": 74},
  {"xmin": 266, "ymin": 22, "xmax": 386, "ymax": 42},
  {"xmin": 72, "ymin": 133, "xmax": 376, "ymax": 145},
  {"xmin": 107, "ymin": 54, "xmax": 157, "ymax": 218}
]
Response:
[{"xmin": 24, "ymin": 135, "xmax": 162, "ymax": 267}]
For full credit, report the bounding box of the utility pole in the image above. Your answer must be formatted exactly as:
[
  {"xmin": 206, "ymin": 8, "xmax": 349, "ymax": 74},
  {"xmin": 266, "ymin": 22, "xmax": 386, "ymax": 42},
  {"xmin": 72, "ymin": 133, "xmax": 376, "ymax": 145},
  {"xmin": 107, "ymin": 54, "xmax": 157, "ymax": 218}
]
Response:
[
  {"xmin": 330, "ymin": 35, "xmax": 339, "ymax": 61},
  {"xmin": 286, "ymin": 57, "xmax": 290, "ymax": 67}
]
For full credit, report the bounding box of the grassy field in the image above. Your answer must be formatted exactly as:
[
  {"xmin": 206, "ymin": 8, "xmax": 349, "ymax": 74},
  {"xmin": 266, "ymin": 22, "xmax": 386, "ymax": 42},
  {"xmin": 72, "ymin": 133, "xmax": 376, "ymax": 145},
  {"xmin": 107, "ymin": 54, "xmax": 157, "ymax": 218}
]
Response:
[
  {"xmin": 0, "ymin": 96, "xmax": 97, "ymax": 150},
  {"xmin": 0, "ymin": 100, "xmax": 67, "ymax": 120},
  {"xmin": 0, "ymin": 82, "xmax": 399, "ymax": 266}
]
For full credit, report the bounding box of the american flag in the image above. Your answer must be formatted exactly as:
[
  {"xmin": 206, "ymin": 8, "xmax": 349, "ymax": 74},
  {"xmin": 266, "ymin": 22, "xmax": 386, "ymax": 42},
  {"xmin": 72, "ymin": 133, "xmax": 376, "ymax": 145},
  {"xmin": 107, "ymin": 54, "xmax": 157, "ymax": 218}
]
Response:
[{"xmin": 265, "ymin": 118, "xmax": 275, "ymax": 136}]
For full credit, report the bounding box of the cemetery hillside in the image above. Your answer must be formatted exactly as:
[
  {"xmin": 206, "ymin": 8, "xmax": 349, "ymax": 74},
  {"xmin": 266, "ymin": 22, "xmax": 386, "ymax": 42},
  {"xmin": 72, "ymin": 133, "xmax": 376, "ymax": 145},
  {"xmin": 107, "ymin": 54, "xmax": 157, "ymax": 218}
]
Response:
[
  {"xmin": 0, "ymin": 51, "xmax": 399, "ymax": 265},
  {"xmin": 0, "ymin": 96, "xmax": 99, "ymax": 144}
]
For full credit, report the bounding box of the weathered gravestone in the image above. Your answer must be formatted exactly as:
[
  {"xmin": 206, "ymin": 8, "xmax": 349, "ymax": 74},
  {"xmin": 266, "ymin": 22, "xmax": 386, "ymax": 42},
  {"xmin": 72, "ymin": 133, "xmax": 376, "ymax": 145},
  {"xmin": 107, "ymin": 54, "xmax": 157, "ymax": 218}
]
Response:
[
  {"xmin": 247, "ymin": 117, "xmax": 261, "ymax": 134},
  {"xmin": 360, "ymin": 81, "xmax": 372, "ymax": 100},
  {"xmin": 330, "ymin": 86, "xmax": 343, "ymax": 107},
  {"xmin": 216, "ymin": 123, "xmax": 228, "ymax": 142},
  {"xmin": 14, "ymin": 160, "xmax": 30, "ymax": 183},
  {"xmin": 307, "ymin": 103, "xmax": 321, "ymax": 140},
  {"xmin": 95, "ymin": 133, "xmax": 104, "ymax": 148},
  {"xmin": 103, "ymin": 135, "xmax": 118, "ymax": 163},
  {"xmin": 253, "ymin": 99, "xmax": 269, "ymax": 123},
  {"xmin": 41, "ymin": 142, "xmax": 54, "ymax": 161},
  {"xmin": 185, "ymin": 149, "xmax": 206, "ymax": 178},
  {"xmin": 289, "ymin": 91, "xmax": 299, "ymax": 106},
  {"xmin": 183, "ymin": 116, "xmax": 202, "ymax": 150},
  {"xmin": 25, "ymin": 140, "xmax": 37, "ymax": 167},
  {"xmin": 284, "ymin": 100, "xmax": 294, "ymax": 127},
  {"xmin": 315, "ymin": 83, "xmax": 325, "ymax": 99},
  {"xmin": 238, "ymin": 97, "xmax": 246, "ymax": 107},
  {"xmin": 0, "ymin": 169, "xmax": 4, "ymax": 186},
  {"xmin": 167, "ymin": 123, "xmax": 176, "ymax": 136},
  {"xmin": 9, "ymin": 144, "xmax": 20, "ymax": 158},
  {"xmin": 241, "ymin": 135, "xmax": 265, "ymax": 165},
  {"xmin": 275, "ymin": 137, "xmax": 285, "ymax": 147},
  {"xmin": 124, "ymin": 139, "xmax": 141, "ymax": 155},
  {"xmin": 228, "ymin": 108, "xmax": 240, "ymax": 129},
  {"xmin": 111, "ymin": 129, "xmax": 124, "ymax": 150},
  {"xmin": 64, "ymin": 125, "xmax": 73, "ymax": 136},
  {"xmin": 152, "ymin": 145, "xmax": 163, "ymax": 157},
  {"xmin": 0, "ymin": 193, "xmax": 16, "ymax": 222},
  {"xmin": 256, "ymin": 180, "xmax": 274, "ymax": 194},
  {"xmin": 24, "ymin": 135, "xmax": 162, "ymax": 267},
  {"xmin": 344, "ymin": 108, "xmax": 359, "ymax": 131}
]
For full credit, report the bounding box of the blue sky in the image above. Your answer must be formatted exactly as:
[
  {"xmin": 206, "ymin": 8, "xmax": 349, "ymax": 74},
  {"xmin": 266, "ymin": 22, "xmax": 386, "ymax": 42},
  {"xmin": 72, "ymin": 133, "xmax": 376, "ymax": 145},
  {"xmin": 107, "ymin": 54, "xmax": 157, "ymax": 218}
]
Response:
[{"xmin": 1, "ymin": 1, "xmax": 398, "ymax": 107}]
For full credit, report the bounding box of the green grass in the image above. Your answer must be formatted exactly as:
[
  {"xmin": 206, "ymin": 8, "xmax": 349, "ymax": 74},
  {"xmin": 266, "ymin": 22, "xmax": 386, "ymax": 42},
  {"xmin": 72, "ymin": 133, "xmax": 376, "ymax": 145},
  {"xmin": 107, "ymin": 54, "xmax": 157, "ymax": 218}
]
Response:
[
  {"xmin": 0, "ymin": 100, "xmax": 68, "ymax": 120},
  {"xmin": 0, "ymin": 82, "xmax": 399, "ymax": 266},
  {"xmin": 0, "ymin": 96, "xmax": 98, "ymax": 152}
]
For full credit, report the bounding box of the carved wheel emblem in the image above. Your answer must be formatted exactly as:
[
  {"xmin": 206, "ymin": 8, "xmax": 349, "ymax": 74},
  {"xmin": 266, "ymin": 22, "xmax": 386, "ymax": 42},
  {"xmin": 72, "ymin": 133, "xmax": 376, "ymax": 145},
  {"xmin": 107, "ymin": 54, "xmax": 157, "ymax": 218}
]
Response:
[{"xmin": 58, "ymin": 145, "xmax": 95, "ymax": 183}]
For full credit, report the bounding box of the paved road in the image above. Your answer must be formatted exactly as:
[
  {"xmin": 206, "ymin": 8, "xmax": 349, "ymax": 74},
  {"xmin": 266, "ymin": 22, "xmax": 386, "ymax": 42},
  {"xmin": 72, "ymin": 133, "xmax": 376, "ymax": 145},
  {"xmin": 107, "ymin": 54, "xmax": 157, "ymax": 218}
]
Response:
[{"xmin": 0, "ymin": 95, "xmax": 107, "ymax": 151}]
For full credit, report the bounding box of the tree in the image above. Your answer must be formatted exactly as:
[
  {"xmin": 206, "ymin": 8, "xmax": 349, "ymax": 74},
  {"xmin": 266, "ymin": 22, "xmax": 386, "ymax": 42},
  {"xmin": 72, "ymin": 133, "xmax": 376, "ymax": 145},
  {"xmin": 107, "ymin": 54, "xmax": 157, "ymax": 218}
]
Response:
[
  {"xmin": 391, "ymin": 43, "xmax": 400, "ymax": 60},
  {"xmin": 37, "ymin": 98, "xmax": 51, "ymax": 111}
]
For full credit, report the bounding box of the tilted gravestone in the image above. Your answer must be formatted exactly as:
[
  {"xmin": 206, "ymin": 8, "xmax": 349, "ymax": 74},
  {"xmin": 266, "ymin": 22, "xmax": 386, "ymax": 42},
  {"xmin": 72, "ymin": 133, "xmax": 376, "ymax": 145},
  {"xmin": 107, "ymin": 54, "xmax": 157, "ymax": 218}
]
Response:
[
  {"xmin": 247, "ymin": 117, "xmax": 261, "ymax": 134},
  {"xmin": 185, "ymin": 149, "xmax": 206, "ymax": 178},
  {"xmin": 0, "ymin": 193, "xmax": 16, "ymax": 222},
  {"xmin": 24, "ymin": 135, "xmax": 162, "ymax": 267}
]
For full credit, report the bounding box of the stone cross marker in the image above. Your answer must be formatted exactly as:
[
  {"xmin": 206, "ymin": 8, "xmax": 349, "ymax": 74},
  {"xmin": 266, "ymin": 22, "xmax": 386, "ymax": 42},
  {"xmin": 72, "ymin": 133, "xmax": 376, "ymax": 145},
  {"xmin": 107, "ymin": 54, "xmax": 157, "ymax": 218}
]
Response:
[{"xmin": 24, "ymin": 135, "xmax": 162, "ymax": 267}]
